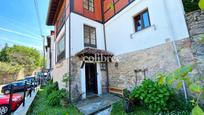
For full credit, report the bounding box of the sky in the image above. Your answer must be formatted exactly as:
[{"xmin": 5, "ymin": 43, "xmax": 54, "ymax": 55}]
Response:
[{"xmin": 0, "ymin": 0, "xmax": 53, "ymax": 51}]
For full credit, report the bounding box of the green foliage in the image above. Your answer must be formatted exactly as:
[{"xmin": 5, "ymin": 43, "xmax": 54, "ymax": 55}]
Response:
[
  {"xmin": 62, "ymin": 73, "xmax": 70, "ymax": 87},
  {"xmin": 45, "ymin": 81, "xmax": 59, "ymax": 95},
  {"xmin": 45, "ymin": 82, "xmax": 67, "ymax": 107},
  {"xmin": 47, "ymin": 88, "xmax": 68, "ymax": 107},
  {"xmin": 123, "ymin": 89, "xmax": 131, "ymax": 99},
  {"xmin": 156, "ymin": 64, "xmax": 204, "ymax": 115},
  {"xmin": 198, "ymin": 35, "xmax": 204, "ymax": 44},
  {"xmin": 130, "ymin": 79, "xmax": 171, "ymax": 113},
  {"xmin": 27, "ymin": 87, "xmax": 81, "ymax": 115},
  {"xmin": 192, "ymin": 105, "xmax": 204, "ymax": 115},
  {"xmin": 0, "ymin": 44, "xmax": 9, "ymax": 62},
  {"xmin": 111, "ymin": 100, "xmax": 152, "ymax": 115},
  {"xmin": 0, "ymin": 44, "xmax": 43, "ymax": 77},
  {"xmin": 183, "ymin": 0, "xmax": 200, "ymax": 13},
  {"xmin": 156, "ymin": 64, "xmax": 193, "ymax": 88},
  {"xmin": 6, "ymin": 45, "xmax": 42, "ymax": 67},
  {"xmin": 189, "ymin": 83, "xmax": 203, "ymax": 94},
  {"xmin": 167, "ymin": 93, "xmax": 193, "ymax": 113},
  {"xmin": 199, "ymin": 0, "xmax": 204, "ymax": 10},
  {"xmin": 47, "ymin": 90, "xmax": 62, "ymax": 106}
]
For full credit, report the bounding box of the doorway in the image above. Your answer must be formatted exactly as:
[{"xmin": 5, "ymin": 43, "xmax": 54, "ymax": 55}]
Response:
[{"xmin": 85, "ymin": 63, "xmax": 98, "ymax": 95}]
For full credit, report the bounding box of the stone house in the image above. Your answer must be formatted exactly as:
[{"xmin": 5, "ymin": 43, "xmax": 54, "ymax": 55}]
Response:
[{"xmin": 45, "ymin": 0, "xmax": 195, "ymax": 101}]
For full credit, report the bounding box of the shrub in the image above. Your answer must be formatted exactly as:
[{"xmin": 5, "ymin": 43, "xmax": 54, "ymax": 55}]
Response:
[
  {"xmin": 47, "ymin": 89, "xmax": 68, "ymax": 106},
  {"xmin": 130, "ymin": 79, "xmax": 171, "ymax": 113},
  {"xmin": 47, "ymin": 90, "xmax": 61, "ymax": 106},
  {"xmin": 45, "ymin": 82, "xmax": 59, "ymax": 95},
  {"xmin": 123, "ymin": 89, "xmax": 130, "ymax": 99},
  {"xmin": 167, "ymin": 93, "xmax": 193, "ymax": 113}
]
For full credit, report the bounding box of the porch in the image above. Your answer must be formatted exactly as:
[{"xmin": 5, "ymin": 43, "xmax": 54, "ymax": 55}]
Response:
[{"xmin": 74, "ymin": 93, "xmax": 121, "ymax": 115}]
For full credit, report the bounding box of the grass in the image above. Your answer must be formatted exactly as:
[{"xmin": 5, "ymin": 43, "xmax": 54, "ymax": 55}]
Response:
[
  {"xmin": 27, "ymin": 88, "xmax": 82, "ymax": 115},
  {"xmin": 111, "ymin": 100, "xmax": 153, "ymax": 115}
]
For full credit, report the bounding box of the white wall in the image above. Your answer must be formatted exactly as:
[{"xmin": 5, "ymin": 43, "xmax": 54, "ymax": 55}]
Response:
[
  {"xmin": 105, "ymin": 0, "xmax": 189, "ymax": 55},
  {"xmin": 51, "ymin": 35, "xmax": 56, "ymax": 68},
  {"xmin": 70, "ymin": 13, "xmax": 105, "ymax": 55}
]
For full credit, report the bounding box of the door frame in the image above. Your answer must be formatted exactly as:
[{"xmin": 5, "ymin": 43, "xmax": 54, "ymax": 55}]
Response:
[{"xmin": 80, "ymin": 62, "xmax": 102, "ymax": 99}]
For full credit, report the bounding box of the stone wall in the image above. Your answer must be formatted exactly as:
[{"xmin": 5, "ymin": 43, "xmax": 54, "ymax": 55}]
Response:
[
  {"xmin": 186, "ymin": 10, "xmax": 204, "ymax": 80},
  {"xmin": 52, "ymin": 59, "xmax": 69, "ymax": 89},
  {"xmin": 108, "ymin": 41, "xmax": 181, "ymax": 90},
  {"xmin": 70, "ymin": 56, "xmax": 82, "ymax": 101},
  {"xmin": 108, "ymin": 10, "xmax": 204, "ymax": 90}
]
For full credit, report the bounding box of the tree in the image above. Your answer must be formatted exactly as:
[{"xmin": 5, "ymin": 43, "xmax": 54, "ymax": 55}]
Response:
[{"xmin": 0, "ymin": 43, "xmax": 9, "ymax": 62}]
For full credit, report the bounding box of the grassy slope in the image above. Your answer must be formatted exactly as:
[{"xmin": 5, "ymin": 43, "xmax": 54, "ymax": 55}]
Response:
[
  {"xmin": 111, "ymin": 100, "xmax": 153, "ymax": 115},
  {"xmin": 27, "ymin": 89, "xmax": 82, "ymax": 115}
]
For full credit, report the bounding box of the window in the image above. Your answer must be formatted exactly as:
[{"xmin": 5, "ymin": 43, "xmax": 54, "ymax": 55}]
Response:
[
  {"xmin": 84, "ymin": 25, "xmax": 96, "ymax": 48},
  {"xmin": 100, "ymin": 63, "xmax": 106, "ymax": 71},
  {"xmin": 134, "ymin": 10, "xmax": 150, "ymax": 32},
  {"xmin": 83, "ymin": 0, "xmax": 94, "ymax": 12},
  {"xmin": 56, "ymin": 8, "xmax": 66, "ymax": 35},
  {"xmin": 57, "ymin": 35, "xmax": 65, "ymax": 62}
]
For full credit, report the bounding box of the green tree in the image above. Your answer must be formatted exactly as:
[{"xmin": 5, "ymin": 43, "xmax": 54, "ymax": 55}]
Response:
[
  {"xmin": 0, "ymin": 43, "xmax": 9, "ymax": 62},
  {"xmin": 6, "ymin": 45, "xmax": 42, "ymax": 67}
]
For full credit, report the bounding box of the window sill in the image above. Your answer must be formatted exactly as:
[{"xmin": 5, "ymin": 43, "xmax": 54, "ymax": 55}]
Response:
[{"xmin": 130, "ymin": 25, "xmax": 156, "ymax": 39}]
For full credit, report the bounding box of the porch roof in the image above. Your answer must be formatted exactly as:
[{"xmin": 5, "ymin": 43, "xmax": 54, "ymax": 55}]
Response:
[{"xmin": 76, "ymin": 48, "xmax": 114, "ymax": 57}]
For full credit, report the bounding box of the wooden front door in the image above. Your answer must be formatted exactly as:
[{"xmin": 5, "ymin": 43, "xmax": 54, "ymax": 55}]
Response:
[{"xmin": 85, "ymin": 63, "xmax": 98, "ymax": 94}]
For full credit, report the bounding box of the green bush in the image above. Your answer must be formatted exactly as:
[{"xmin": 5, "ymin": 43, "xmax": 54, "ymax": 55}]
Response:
[
  {"xmin": 47, "ymin": 89, "xmax": 68, "ymax": 106},
  {"xmin": 123, "ymin": 89, "xmax": 131, "ymax": 99},
  {"xmin": 167, "ymin": 93, "xmax": 193, "ymax": 113},
  {"xmin": 130, "ymin": 79, "xmax": 171, "ymax": 113},
  {"xmin": 47, "ymin": 90, "xmax": 61, "ymax": 106},
  {"xmin": 45, "ymin": 82, "xmax": 59, "ymax": 95}
]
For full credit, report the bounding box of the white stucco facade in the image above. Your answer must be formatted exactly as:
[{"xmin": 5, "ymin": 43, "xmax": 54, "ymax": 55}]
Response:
[
  {"xmin": 70, "ymin": 13, "xmax": 105, "ymax": 55},
  {"xmin": 105, "ymin": 0, "xmax": 189, "ymax": 55},
  {"xmin": 50, "ymin": 0, "xmax": 190, "ymax": 100}
]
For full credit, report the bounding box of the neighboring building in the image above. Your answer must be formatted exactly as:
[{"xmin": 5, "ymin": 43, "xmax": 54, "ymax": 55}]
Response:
[
  {"xmin": 46, "ymin": 0, "xmax": 190, "ymax": 101},
  {"xmin": 45, "ymin": 31, "xmax": 55, "ymax": 70}
]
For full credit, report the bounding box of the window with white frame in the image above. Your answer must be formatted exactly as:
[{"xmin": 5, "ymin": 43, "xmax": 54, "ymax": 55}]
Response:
[
  {"xmin": 84, "ymin": 25, "xmax": 96, "ymax": 48},
  {"xmin": 83, "ymin": 0, "xmax": 94, "ymax": 12},
  {"xmin": 57, "ymin": 35, "xmax": 65, "ymax": 62}
]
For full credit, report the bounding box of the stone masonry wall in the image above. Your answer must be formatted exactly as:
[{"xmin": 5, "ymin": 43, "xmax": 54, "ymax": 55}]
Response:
[
  {"xmin": 70, "ymin": 56, "xmax": 82, "ymax": 101},
  {"xmin": 186, "ymin": 10, "xmax": 204, "ymax": 81},
  {"xmin": 108, "ymin": 41, "xmax": 186, "ymax": 90},
  {"xmin": 108, "ymin": 10, "xmax": 204, "ymax": 90},
  {"xmin": 52, "ymin": 59, "xmax": 69, "ymax": 89}
]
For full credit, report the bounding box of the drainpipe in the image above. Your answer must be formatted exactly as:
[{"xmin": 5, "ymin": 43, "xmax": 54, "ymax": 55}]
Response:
[
  {"xmin": 101, "ymin": 0, "xmax": 110, "ymax": 93},
  {"xmin": 63, "ymin": 0, "xmax": 73, "ymax": 102},
  {"xmin": 68, "ymin": 0, "xmax": 73, "ymax": 102},
  {"xmin": 162, "ymin": 0, "xmax": 188, "ymax": 100}
]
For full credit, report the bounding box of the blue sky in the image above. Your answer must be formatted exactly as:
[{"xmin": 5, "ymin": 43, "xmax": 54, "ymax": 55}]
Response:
[{"xmin": 0, "ymin": 0, "xmax": 53, "ymax": 51}]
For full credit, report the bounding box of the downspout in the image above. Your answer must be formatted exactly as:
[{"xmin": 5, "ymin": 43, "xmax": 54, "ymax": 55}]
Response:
[
  {"xmin": 69, "ymin": 0, "xmax": 73, "ymax": 102},
  {"xmin": 162, "ymin": 0, "xmax": 188, "ymax": 100},
  {"xmin": 66, "ymin": 0, "xmax": 73, "ymax": 102},
  {"xmin": 101, "ymin": 0, "xmax": 110, "ymax": 93}
]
